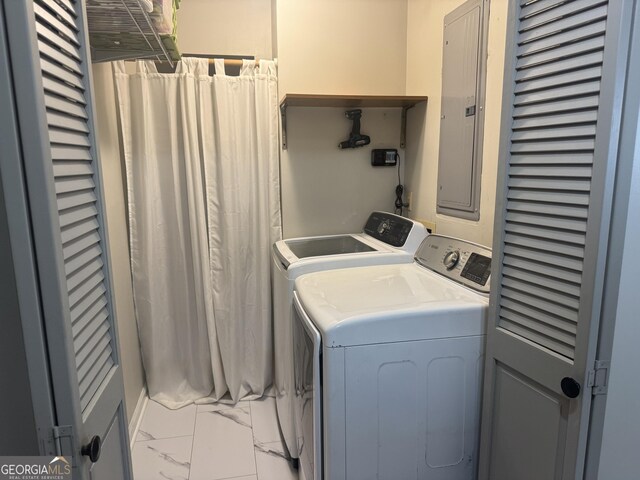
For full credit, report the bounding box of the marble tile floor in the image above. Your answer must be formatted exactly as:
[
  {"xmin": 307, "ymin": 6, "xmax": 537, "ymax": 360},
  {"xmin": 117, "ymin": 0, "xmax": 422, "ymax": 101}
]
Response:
[{"xmin": 132, "ymin": 390, "xmax": 298, "ymax": 480}]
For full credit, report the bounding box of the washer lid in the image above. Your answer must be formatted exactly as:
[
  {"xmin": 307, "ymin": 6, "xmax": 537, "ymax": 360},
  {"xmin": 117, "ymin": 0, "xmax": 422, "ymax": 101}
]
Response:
[{"xmin": 295, "ymin": 263, "xmax": 488, "ymax": 347}]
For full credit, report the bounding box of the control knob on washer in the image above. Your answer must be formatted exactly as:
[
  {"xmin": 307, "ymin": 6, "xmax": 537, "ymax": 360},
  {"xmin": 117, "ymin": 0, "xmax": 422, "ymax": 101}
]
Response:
[{"xmin": 443, "ymin": 250, "xmax": 460, "ymax": 270}]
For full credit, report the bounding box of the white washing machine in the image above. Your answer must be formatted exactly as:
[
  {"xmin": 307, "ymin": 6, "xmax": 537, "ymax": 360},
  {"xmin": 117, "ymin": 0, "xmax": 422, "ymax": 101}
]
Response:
[
  {"xmin": 272, "ymin": 212, "xmax": 428, "ymax": 461},
  {"xmin": 292, "ymin": 234, "xmax": 492, "ymax": 480}
]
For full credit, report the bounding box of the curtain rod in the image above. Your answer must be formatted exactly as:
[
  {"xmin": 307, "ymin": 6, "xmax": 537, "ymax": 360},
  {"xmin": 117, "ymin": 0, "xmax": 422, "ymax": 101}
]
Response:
[
  {"xmin": 180, "ymin": 54, "xmax": 256, "ymax": 68},
  {"xmin": 206, "ymin": 58, "xmax": 249, "ymax": 67}
]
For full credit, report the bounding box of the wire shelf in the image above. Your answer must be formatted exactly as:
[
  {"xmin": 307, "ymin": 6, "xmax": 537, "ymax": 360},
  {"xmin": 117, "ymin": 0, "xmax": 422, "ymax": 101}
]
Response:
[{"xmin": 86, "ymin": 0, "xmax": 176, "ymax": 65}]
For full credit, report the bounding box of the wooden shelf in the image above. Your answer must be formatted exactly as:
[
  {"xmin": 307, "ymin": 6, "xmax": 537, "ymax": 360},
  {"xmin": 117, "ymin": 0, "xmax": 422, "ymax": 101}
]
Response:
[
  {"xmin": 280, "ymin": 94, "xmax": 428, "ymax": 109},
  {"xmin": 279, "ymin": 94, "xmax": 428, "ymax": 150}
]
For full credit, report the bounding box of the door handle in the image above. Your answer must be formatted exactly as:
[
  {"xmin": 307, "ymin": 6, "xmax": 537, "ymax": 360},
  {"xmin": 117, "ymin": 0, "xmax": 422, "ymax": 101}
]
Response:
[
  {"xmin": 561, "ymin": 377, "xmax": 581, "ymax": 399},
  {"xmin": 81, "ymin": 435, "xmax": 102, "ymax": 463}
]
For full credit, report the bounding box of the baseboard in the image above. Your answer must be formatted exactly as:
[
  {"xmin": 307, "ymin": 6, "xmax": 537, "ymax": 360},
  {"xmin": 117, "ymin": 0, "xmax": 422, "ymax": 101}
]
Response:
[{"xmin": 128, "ymin": 387, "xmax": 148, "ymax": 448}]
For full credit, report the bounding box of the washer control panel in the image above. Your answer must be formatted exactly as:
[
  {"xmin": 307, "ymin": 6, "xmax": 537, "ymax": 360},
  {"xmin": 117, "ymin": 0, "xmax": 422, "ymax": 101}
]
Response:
[
  {"xmin": 363, "ymin": 211, "xmax": 417, "ymax": 247},
  {"xmin": 415, "ymin": 234, "xmax": 492, "ymax": 293}
]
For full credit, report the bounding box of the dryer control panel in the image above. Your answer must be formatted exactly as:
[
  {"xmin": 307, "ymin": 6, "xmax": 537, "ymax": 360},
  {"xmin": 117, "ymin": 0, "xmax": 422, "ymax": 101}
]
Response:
[{"xmin": 415, "ymin": 234, "xmax": 492, "ymax": 294}]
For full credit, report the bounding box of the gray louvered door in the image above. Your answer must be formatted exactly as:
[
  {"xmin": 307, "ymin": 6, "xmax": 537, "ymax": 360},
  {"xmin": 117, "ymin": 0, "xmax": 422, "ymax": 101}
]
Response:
[
  {"xmin": 2, "ymin": 1, "xmax": 132, "ymax": 479},
  {"xmin": 478, "ymin": 1, "xmax": 634, "ymax": 479}
]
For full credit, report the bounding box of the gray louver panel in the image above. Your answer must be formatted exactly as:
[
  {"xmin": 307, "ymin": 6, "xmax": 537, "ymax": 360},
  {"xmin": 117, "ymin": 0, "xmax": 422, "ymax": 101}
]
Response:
[
  {"xmin": 35, "ymin": 0, "xmax": 115, "ymax": 412},
  {"xmin": 498, "ymin": 0, "xmax": 608, "ymax": 360}
]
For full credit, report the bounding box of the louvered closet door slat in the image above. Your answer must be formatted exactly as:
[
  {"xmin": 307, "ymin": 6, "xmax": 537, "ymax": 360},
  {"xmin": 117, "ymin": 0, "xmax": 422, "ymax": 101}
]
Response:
[
  {"xmin": 79, "ymin": 348, "xmax": 113, "ymax": 403},
  {"xmin": 66, "ymin": 255, "xmax": 103, "ymax": 291},
  {"xmin": 508, "ymin": 153, "xmax": 594, "ymax": 166},
  {"xmin": 52, "ymin": 145, "xmax": 92, "ymax": 161},
  {"xmin": 80, "ymin": 356, "xmax": 114, "ymax": 411},
  {"xmin": 498, "ymin": 314, "xmax": 576, "ymax": 358},
  {"xmin": 514, "ymin": 81, "xmax": 601, "ymax": 107},
  {"xmin": 511, "ymin": 125, "xmax": 597, "ymax": 142},
  {"xmin": 76, "ymin": 329, "xmax": 111, "ymax": 379},
  {"xmin": 42, "ymin": 76, "xmax": 85, "ymax": 104},
  {"xmin": 73, "ymin": 311, "xmax": 108, "ymax": 361},
  {"xmin": 515, "ymin": 51, "xmax": 604, "ymax": 82},
  {"xmin": 507, "ymin": 200, "xmax": 589, "ymax": 219},
  {"xmin": 77, "ymin": 345, "xmax": 112, "ymax": 392},
  {"xmin": 55, "ymin": 0, "xmax": 77, "ymax": 17},
  {"xmin": 501, "ymin": 276, "xmax": 581, "ymax": 310},
  {"xmin": 519, "ymin": 0, "xmax": 566, "ymax": 17},
  {"xmin": 40, "ymin": 0, "xmax": 77, "ymax": 30},
  {"xmin": 509, "ymin": 165, "xmax": 594, "ymax": 178},
  {"xmin": 503, "ymin": 255, "xmax": 583, "ymax": 284},
  {"xmin": 72, "ymin": 307, "xmax": 108, "ymax": 341},
  {"xmin": 518, "ymin": 5, "xmax": 608, "ymax": 43},
  {"xmin": 54, "ymin": 175, "xmax": 94, "ymax": 194},
  {"xmin": 59, "ymin": 203, "xmax": 98, "ymax": 229},
  {"xmin": 520, "ymin": 0, "xmax": 606, "ymax": 30},
  {"xmin": 514, "ymin": 66, "xmax": 602, "ymax": 93},
  {"xmin": 507, "ymin": 189, "xmax": 590, "ymax": 206},
  {"xmin": 501, "ymin": 289, "xmax": 579, "ymax": 326},
  {"xmin": 60, "ymin": 216, "xmax": 99, "ymax": 245},
  {"xmin": 508, "ymin": 177, "xmax": 591, "ymax": 191},
  {"xmin": 33, "ymin": 2, "xmax": 80, "ymax": 44},
  {"xmin": 504, "ymin": 244, "xmax": 584, "ymax": 272},
  {"xmin": 62, "ymin": 230, "xmax": 100, "ymax": 261},
  {"xmin": 71, "ymin": 286, "xmax": 107, "ymax": 328},
  {"xmin": 50, "ymin": 128, "xmax": 92, "ymax": 147},
  {"xmin": 513, "ymin": 96, "xmax": 599, "ymax": 118},
  {"xmin": 506, "ymin": 211, "xmax": 587, "ymax": 234},
  {"xmin": 517, "ymin": 20, "xmax": 606, "ymax": 56},
  {"xmin": 65, "ymin": 243, "xmax": 102, "ymax": 277},
  {"xmin": 504, "ymin": 232, "xmax": 585, "ymax": 259},
  {"xmin": 38, "ymin": 39, "xmax": 82, "ymax": 74},
  {"xmin": 44, "ymin": 93, "xmax": 88, "ymax": 119},
  {"xmin": 40, "ymin": 57, "xmax": 83, "ymax": 89},
  {"xmin": 496, "ymin": 0, "xmax": 608, "ymax": 361},
  {"xmin": 502, "ymin": 265, "xmax": 582, "ymax": 298},
  {"xmin": 505, "ymin": 224, "xmax": 585, "ymax": 249},
  {"xmin": 507, "ymin": 201, "xmax": 588, "ymax": 219},
  {"xmin": 70, "ymin": 285, "xmax": 107, "ymax": 325},
  {"xmin": 35, "ymin": 21, "xmax": 81, "ymax": 61},
  {"xmin": 47, "ymin": 112, "xmax": 90, "ymax": 133},
  {"xmin": 57, "ymin": 189, "xmax": 96, "ymax": 210},
  {"xmin": 35, "ymin": 0, "xmax": 117, "ymax": 413},
  {"xmin": 516, "ymin": 36, "xmax": 605, "ymax": 70},
  {"xmin": 498, "ymin": 307, "xmax": 576, "ymax": 349},
  {"xmin": 512, "ymin": 111, "xmax": 598, "ymax": 130},
  {"xmin": 54, "ymin": 160, "xmax": 93, "ymax": 177}
]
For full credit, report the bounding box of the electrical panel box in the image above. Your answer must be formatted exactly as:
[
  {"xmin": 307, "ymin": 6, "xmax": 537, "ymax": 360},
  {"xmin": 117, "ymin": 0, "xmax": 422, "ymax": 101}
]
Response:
[{"xmin": 436, "ymin": 0, "xmax": 485, "ymax": 221}]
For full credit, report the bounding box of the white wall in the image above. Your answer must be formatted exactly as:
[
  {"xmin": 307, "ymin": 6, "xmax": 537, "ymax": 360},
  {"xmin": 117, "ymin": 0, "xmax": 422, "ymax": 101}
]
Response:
[
  {"xmin": 276, "ymin": 0, "xmax": 409, "ymax": 237},
  {"xmin": 177, "ymin": 0, "xmax": 274, "ymax": 59},
  {"xmin": 404, "ymin": 0, "xmax": 508, "ymax": 247},
  {"xmin": 281, "ymin": 107, "xmax": 404, "ymax": 237},
  {"xmin": 276, "ymin": 0, "xmax": 408, "ymax": 98},
  {"xmin": 92, "ymin": 63, "xmax": 146, "ymax": 423}
]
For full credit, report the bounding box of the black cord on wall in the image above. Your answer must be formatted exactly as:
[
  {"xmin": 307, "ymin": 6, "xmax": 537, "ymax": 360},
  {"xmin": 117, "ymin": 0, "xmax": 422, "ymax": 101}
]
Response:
[{"xmin": 395, "ymin": 152, "xmax": 407, "ymax": 216}]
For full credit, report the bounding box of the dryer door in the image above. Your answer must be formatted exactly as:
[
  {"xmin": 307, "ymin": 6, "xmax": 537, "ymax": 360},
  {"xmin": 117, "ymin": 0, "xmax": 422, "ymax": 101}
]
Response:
[{"xmin": 293, "ymin": 292, "xmax": 322, "ymax": 480}]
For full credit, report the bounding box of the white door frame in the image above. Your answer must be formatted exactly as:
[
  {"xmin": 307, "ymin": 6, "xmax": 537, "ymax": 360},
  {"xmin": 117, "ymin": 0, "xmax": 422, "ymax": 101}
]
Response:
[
  {"xmin": 0, "ymin": 0, "xmax": 58, "ymax": 456},
  {"xmin": 584, "ymin": 0, "xmax": 640, "ymax": 475}
]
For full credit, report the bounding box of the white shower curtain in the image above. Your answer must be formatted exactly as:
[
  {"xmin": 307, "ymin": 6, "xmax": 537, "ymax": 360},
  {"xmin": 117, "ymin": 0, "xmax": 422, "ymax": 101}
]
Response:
[{"xmin": 114, "ymin": 58, "xmax": 281, "ymax": 408}]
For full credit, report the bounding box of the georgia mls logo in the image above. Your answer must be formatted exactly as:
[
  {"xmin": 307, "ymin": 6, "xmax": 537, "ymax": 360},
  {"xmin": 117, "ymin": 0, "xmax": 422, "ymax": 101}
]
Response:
[
  {"xmin": 0, "ymin": 456, "xmax": 71, "ymax": 480},
  {"xmin": 49, "ymin": 457, "xmax": 71, "ymax": 474}
]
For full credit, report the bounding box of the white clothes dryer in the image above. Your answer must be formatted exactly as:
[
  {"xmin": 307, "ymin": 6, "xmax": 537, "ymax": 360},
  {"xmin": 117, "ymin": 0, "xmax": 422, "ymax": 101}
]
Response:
[
  {"xmin": 292, "ymin": 234, "xmax": 492, "ymax": 480},
  {"xmin": 271, "ymin": 212, "xmax": 428, "ymax": 461}
]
